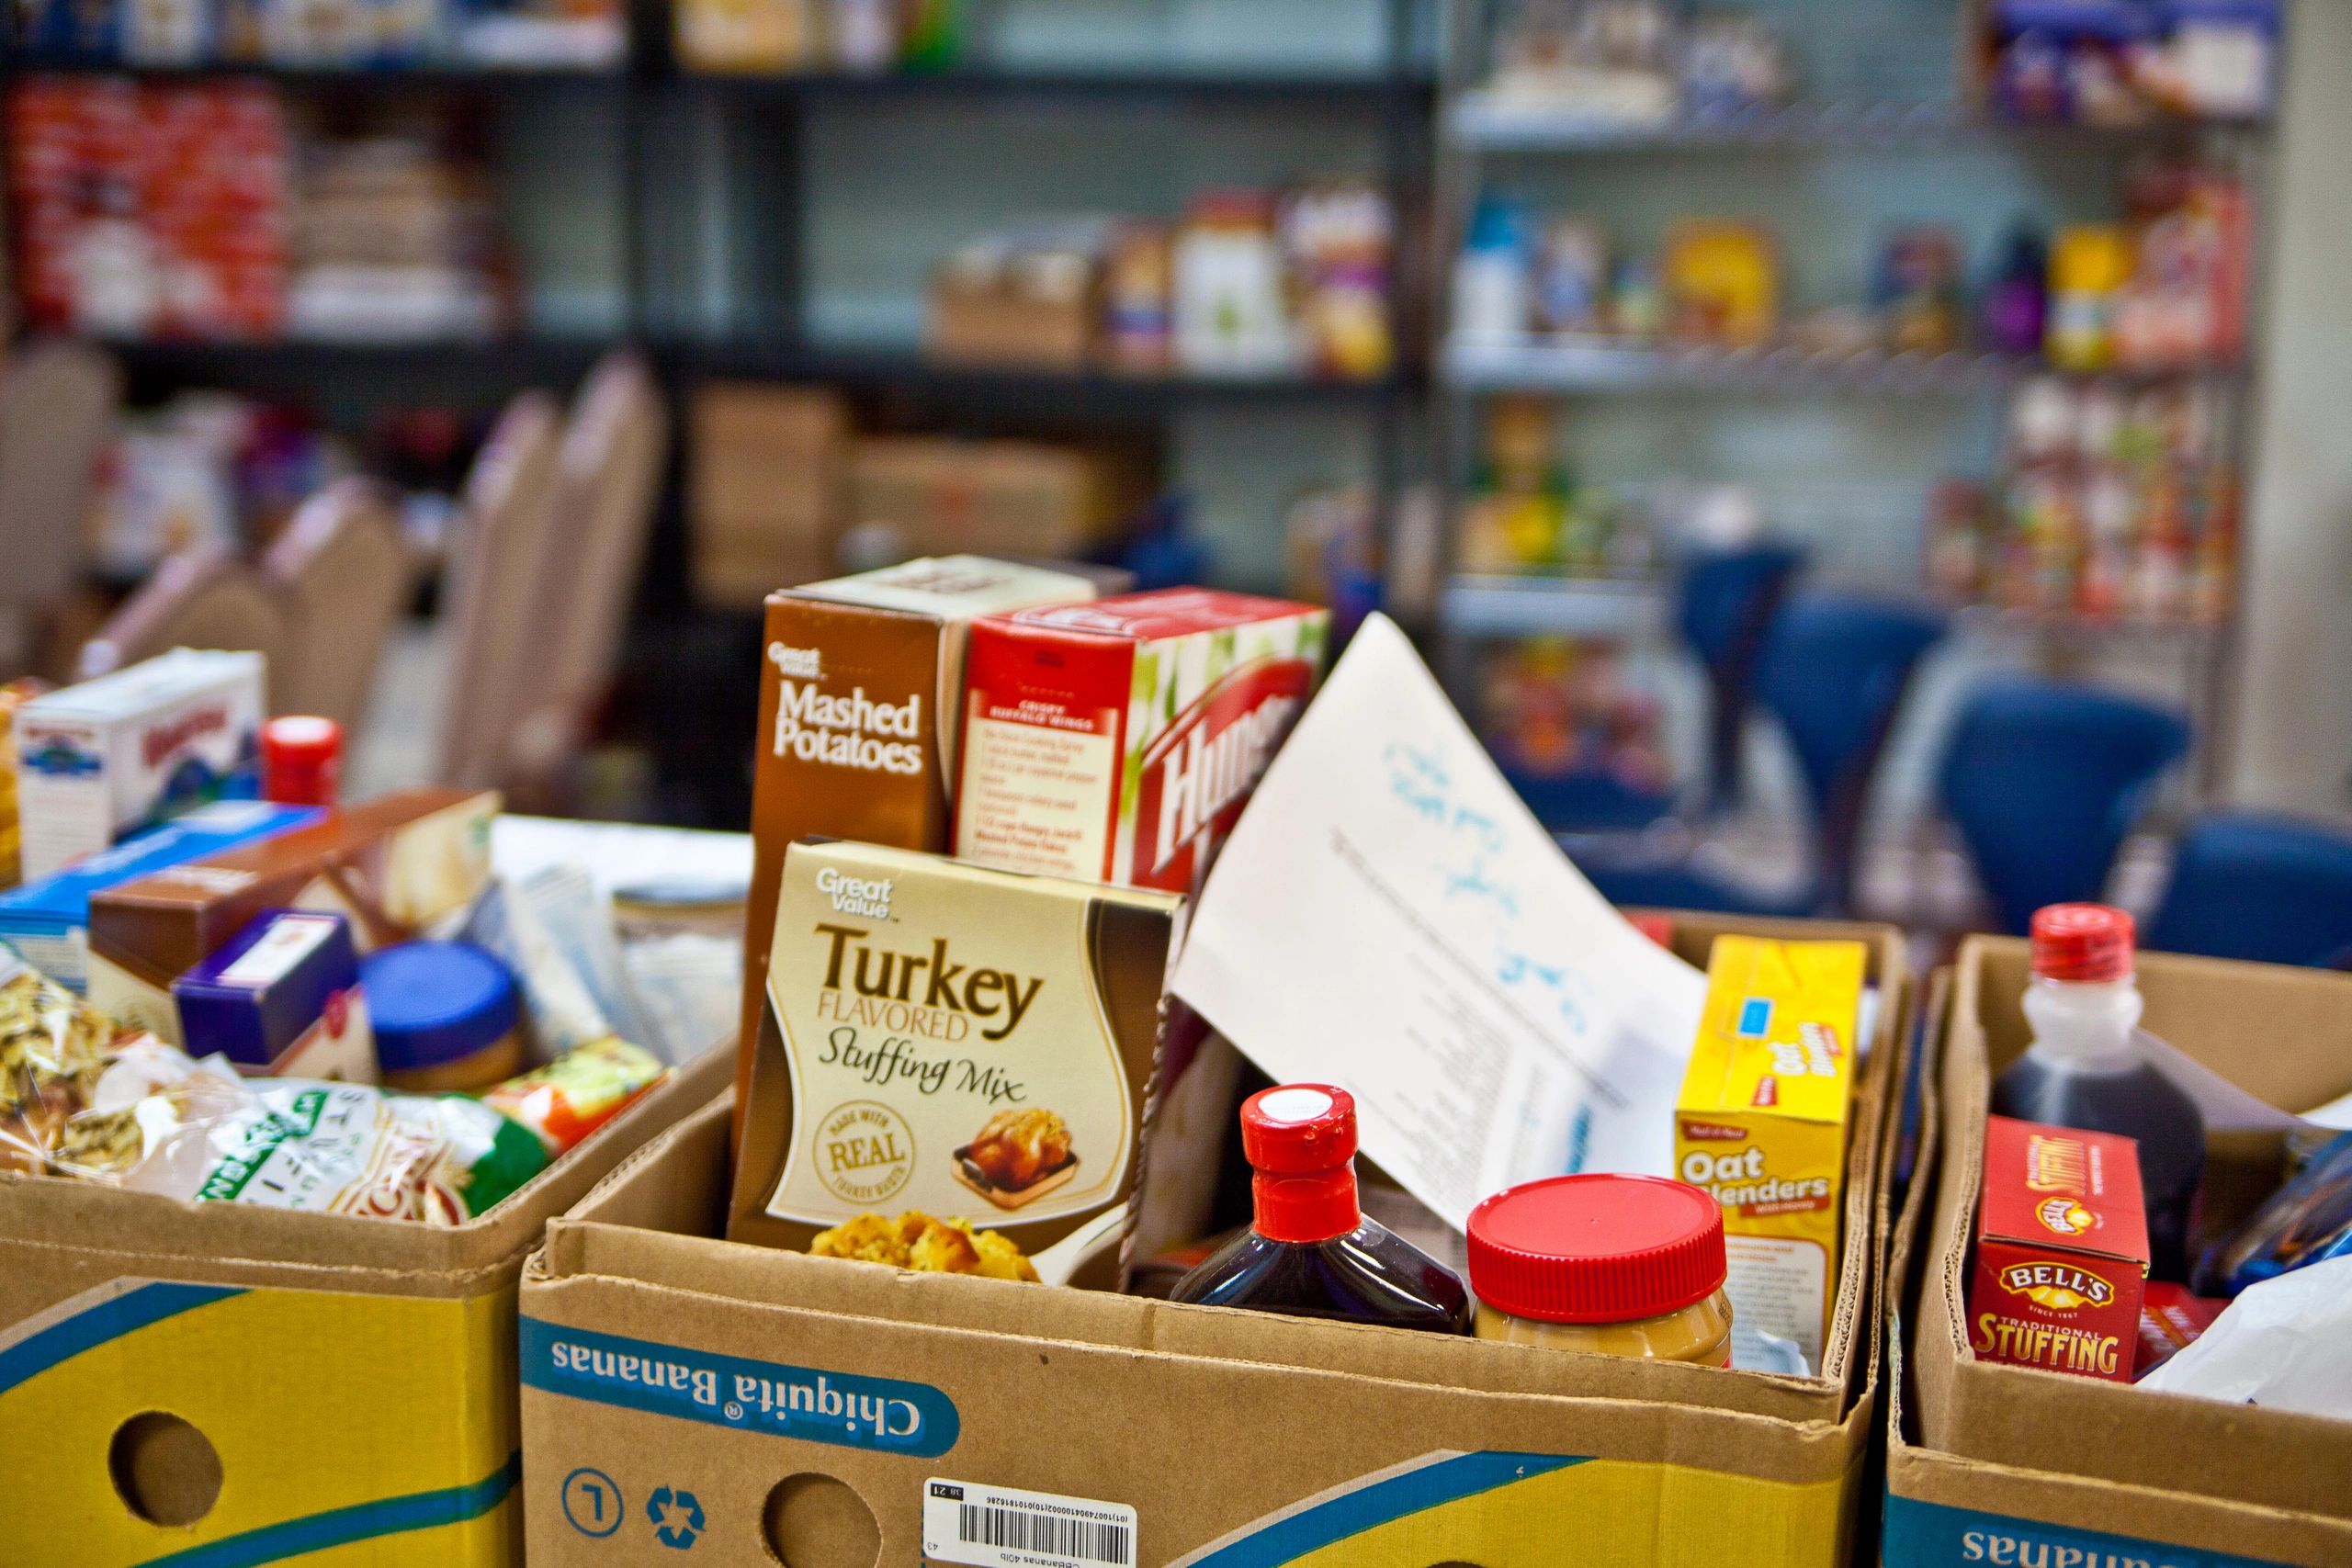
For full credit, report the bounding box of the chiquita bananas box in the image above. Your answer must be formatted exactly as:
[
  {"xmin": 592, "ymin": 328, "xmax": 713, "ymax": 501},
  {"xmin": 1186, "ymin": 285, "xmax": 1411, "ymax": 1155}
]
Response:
[{"xmin": 1675, "ymin": 934, "xmax": 1865, "ymax": 1374}]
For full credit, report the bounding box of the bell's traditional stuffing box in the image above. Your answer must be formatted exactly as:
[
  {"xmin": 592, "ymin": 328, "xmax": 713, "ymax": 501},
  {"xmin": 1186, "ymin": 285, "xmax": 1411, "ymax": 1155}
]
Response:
[
  {"xmin": 729, "ymin": 840, "xmax": 1183, "ymax": 1286},
  {"xmin": 734, "ymin": 557, "xmax": 1106, "ymax": 1135}
]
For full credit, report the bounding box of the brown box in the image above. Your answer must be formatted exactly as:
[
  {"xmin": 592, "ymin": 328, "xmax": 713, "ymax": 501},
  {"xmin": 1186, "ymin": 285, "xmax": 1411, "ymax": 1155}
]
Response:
[
  {"xmin": 528, "ymin": 914, "xmax": 1907, "ymax": 1568},
  {"xmin": 1885, "ymin": 942, "xmax": 2352, "ymax": 1567},
  {"xmin": 729, "ymin": 840, "xmax": 1183, "ymax": 1281},
  {"xmin": 735, "ymin": 558, "xmax": 1107, "ymax": 1138},
  {"xmin": 87, "ymin": 787, "xmax": 499, "ymax": 1046},
  {"xmin": 926, "ymin": 262, "xmax": 1097, "ymax": 371},
  {"xmin": 690, "ymin": 385, "xmax": 850, "ymax": 609},
  {"xmin": 849, "ymin": 435, "xmax": 1150, "ymax": 562},
  {"xmin": 0, "ymin": 1044, "xmax": 729, "ymax": 1568}
]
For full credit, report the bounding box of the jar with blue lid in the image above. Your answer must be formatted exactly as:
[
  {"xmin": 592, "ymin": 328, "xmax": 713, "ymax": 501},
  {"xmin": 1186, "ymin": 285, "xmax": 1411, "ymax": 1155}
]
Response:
[{"xmin": 361, "ymin": 941, "xmax": 526, "ymax": 1092}]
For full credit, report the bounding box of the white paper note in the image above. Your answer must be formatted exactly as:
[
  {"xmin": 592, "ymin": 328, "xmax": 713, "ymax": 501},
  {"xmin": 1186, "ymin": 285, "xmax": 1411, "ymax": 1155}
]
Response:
[{"xmin": 1170, "ymin": 615, "xmax": 1708, "ymax": 1232}]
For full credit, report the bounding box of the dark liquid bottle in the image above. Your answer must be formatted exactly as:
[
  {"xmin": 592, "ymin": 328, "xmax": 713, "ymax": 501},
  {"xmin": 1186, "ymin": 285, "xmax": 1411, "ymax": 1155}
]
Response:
[
  {"xmin": 1170, "ymin": 1083, "xmax": 1473, "ymax": 1335},
  {"xmin": 1991, "ymin": 904, "xmax": 2205, "ymax": 1280}
]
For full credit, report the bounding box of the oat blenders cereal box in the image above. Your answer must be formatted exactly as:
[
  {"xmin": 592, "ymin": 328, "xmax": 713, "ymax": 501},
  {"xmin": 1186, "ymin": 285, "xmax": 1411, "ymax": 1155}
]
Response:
[
  {"xmin": 736, "ymin": 558, "xmax": 1104, "ymax": 1136},
  {"xmin": 1968, "ymin": 1114, "xmax": 2150, "ymax": 1382},
  {"xmin": 15, "ymin": 649, "xmax": 266, "ymax": 881},
  {"xmin": 955, "ymin": 588, "xmax": 1329, "ymax": 893},
  {"xmin": 1675, "ymin": 934, "xmax": 1865, "ymax": 1372},
  {"xmin": 729, "ymin": 840, "xmax": 1182, "ymax": 1288}
]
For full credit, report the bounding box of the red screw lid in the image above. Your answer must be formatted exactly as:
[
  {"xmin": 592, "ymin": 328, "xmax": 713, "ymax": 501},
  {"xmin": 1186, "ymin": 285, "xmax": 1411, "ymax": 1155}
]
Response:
[
  {"xmin": 1240, "ymin": 1085, "xmax": 1361, "ymax": 1244},
  {"xmin": 1466, "ymin": 1175, "xmax": 1727, "ymax": 1325},
  {"xmin": 262, "ymin": 715, "xmax": 343, "ymax": 807},
  {"xmin": 2031, "ymin": 903, "xmax": 2135, "ymax": 984}
]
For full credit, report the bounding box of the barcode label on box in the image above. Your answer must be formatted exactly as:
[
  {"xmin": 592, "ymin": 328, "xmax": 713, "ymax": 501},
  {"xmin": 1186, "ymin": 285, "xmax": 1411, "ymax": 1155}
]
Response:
[{"xmin": 923, "ymin": 1477, "xmax": 1136, "ymax": 1568}]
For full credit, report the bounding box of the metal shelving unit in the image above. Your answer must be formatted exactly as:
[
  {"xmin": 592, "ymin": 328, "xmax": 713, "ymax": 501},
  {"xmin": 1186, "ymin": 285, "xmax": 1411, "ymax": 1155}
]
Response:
[{"xmin": 1429, "ymin": 0, "xmax": 2273, "ymax": 810}]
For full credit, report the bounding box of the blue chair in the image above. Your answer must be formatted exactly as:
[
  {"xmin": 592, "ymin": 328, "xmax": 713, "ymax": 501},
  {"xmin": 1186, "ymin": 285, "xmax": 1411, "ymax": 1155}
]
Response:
[
  {"xmin": 1505, "ymin": 542, "xmax": 1804, "ymax": 833},
  {"xmin": 1574, "ymin": 593, "xmax": 1946, "ymax": 917},
  {"xmin": 1757, "ymin": 596, "xmax": 1948, "ymax": 915},
  {"xmin": 1938, "ymin": 680, "xmax": 2191, "ymax": 934},
  {"xmin": 1680, "ymin": 544, "xmax": 1807, "ymax": 817},
  {"xmin": 2144, "ymin": 811, "xmax": 2352, "ymax": 968}
]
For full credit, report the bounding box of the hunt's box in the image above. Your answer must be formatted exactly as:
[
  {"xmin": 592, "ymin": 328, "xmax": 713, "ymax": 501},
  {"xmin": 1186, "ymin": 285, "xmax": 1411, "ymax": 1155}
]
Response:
[
  {"xmin": 1884, "ymin": 940, "xmax": 2352, "ymax": 1568},
  {"xmin": 0, "ymin": 1045, "xmax": 728, "ymax": 1568},
  {"xmin": 522, "ymin": 915, "xmax": 1905, "ymax": 1568}
]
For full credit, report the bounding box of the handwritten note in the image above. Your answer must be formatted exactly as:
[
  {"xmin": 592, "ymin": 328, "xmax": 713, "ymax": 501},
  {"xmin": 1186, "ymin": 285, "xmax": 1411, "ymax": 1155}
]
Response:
[{"xmin": 1170, "ymin": 614, "xmax": 1707, "ymax": 1231}]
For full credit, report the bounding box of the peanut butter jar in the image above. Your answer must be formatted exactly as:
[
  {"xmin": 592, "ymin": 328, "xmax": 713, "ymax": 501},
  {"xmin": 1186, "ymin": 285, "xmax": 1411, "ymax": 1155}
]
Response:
[{"xmin": 1466, "ymin": 1174, "xmax": 1734, "ymax": 1366}]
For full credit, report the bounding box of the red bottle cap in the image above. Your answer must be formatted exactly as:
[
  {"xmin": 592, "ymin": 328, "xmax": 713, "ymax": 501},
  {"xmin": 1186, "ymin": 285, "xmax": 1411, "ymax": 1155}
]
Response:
[
  {"xmin": 1240, "ymin": 1084, "xmax": 1360, "ymax": 1244},
  {"xmin": 262, "ymin": 715, "xmax": 344, "ymax": 807},
  {"xmin": 1466, "ymin": 1175, "xmax": 1726, "ymax": 1325},
  {"xmin": 2031, "ymin": 903, "xmax": 2135, "ymax": 984}
]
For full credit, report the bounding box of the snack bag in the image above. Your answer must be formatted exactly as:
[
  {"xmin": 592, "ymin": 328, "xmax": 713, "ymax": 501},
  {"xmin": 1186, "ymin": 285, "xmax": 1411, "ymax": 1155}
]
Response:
[
  {"xmin": 481, "ymin": 1036, "xmax": 668, "ymax": 1156},
  {"xmin": 1, "ymin": 955, "xmax": 548, "ymax": 1224}
]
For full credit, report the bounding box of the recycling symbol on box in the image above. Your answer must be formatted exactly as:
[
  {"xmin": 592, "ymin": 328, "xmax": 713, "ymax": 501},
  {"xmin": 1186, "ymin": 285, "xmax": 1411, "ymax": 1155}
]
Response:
[{"xmin": 648, "ymin": 1487, "xmax": 706, "ymax": 1551}]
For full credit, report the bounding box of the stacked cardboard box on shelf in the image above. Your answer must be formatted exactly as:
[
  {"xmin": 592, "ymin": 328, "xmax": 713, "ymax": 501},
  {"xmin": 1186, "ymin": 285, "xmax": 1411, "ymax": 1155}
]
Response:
[
  {"xmin": 522, "ymin": 913, "xmax": 1909, "ymax": 1568},
  {"xmin": 848, "ymin": 434, "xmax": 1152, "ymax": 563},
  {"xmin": 689, "ymin": 384, "xmax": 850, "ymax": 608},
  {"xmin": 1883, "ymin": 941, "xmax": 2352, "ymax": 1568}
]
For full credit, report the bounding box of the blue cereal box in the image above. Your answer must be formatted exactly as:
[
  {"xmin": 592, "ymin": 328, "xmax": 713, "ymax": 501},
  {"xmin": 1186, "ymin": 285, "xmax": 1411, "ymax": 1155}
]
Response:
[{"xmin": 175, "ymin": 908, "xmax": 379, "ymax": 1081}]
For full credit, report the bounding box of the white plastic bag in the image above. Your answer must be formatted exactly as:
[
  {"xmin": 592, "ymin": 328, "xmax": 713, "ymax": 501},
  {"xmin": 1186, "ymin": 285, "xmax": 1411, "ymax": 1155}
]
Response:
[{"xmin": 2137, "ymin": 1254, "xmax": 2352, "ymax": 1417}]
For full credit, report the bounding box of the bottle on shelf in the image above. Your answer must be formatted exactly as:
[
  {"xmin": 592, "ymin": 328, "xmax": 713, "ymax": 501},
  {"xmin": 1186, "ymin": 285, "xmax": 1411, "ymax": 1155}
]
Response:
[
  {"xmin": 1170, "ymin": 1084, "xmax": 1473, "ymax": 1335},
  {"xmin": 1990, "ymin": 904, "xmax": 2206, "ymax": 1280}
]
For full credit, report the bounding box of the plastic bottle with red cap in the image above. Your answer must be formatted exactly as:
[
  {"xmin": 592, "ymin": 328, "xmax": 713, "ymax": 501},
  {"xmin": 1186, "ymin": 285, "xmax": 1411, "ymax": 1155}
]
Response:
[
  {"xmin": 1991, "ymin": 903, "xmax": 2206, "ymax": 1280},
  {"xmin": 1170, "ymin": 1084, "xmax": 1472, "ymax": 1334},
  {"xmin": 1466, "ymin": 1174, "xmax": 1734, "ymax": 1364}
]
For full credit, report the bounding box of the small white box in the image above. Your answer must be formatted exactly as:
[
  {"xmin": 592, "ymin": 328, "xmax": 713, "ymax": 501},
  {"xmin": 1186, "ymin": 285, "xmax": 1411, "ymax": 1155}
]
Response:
[{"xmin": 16, "ymin": 649, "xmax": 267, "ymax": 881}]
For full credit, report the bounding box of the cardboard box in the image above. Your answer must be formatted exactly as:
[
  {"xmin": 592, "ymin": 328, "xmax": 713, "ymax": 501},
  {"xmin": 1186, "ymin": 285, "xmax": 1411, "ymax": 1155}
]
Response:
[
  {"xmin": 926, "ymin": 262, "xmax": 1098, "ymax": 372},
  {"xmin": 16, "ymin": 648, "xmax": 267, "ymax": 881},
  {"xmin": 736, "ymin": 558, "xmax": 1105, "ymax": 1138},
  {"xmin": 1677, "ymin": 934, "xmax": 1866, "ymax": 1375},
  {"xmin": 729, "ymin": 840, "xmax": 1183, "ymax": 1281},
  {"xmin": 848, "ymin": 435, "xmax": 1151, "ymax": 563},
  {"xmin": 1965, "ymin": 1115, "xmax": 2147, "ymax": 1383},
  {"xmin": 0, "ymin": 799, "xmax": 319, "ymax": 990},
  {"xmin": 956, "ymin": 589, "xmax": 1329, "ymax": 893},
  {"xmin": 690, "ymin": 384, "xmax": 849, "ymax": 610},
  {"xmin": 86, "ymin": 787, "xmax": 498, "ymax": 1046},
  {"xmin": 1883, "ymin": 941, "xmax": 2352, "ymax": 1567},
  {"xmin": 526, "ymin": 914, "xmax": 1906, "ymax": 1568},
  {"xmin": 0, "ymin": 1044, "xmax": 728, "ymax": 1568}
]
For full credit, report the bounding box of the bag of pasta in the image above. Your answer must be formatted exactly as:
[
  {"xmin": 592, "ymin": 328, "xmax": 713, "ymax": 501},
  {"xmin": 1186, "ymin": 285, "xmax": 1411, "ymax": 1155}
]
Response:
[{"xmin": 0, "ymin": 954, "xmax": 548, "ymax": 1224}]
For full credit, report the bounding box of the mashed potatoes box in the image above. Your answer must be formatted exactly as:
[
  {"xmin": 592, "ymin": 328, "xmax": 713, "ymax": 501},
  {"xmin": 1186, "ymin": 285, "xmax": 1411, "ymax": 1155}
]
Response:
[{"xmin": 736, "ymin": 556, "xmax": 1106, "ymax": 1137}]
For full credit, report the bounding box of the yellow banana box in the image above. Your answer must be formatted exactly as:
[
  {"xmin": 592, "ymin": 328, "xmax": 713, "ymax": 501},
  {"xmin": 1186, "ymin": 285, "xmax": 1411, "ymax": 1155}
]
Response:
[
  {"xmin": 0, "ymin": 1047, "xmax": 723, "ymax": 1568},
  {"xmin": 522, "ymin": 915, "xmax": 1906, "ymax": 1568},
  {"xmin": 1676, "ymin": 934, "xmax": 1867, "ymax": 1377}
]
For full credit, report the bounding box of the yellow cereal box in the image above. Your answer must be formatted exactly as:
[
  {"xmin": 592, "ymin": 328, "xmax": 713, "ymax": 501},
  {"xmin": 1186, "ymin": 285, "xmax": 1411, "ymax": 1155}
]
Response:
[{"xmin": 1675, "ymin": 935, "xmax": 1865, "ymax": 1374}]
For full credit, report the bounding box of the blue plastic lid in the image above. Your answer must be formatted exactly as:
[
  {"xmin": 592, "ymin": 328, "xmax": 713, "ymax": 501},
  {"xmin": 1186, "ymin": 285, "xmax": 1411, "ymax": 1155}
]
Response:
[{"xmin": 360, "ymin": 941, "xmax": 519, "ymax": 1071}]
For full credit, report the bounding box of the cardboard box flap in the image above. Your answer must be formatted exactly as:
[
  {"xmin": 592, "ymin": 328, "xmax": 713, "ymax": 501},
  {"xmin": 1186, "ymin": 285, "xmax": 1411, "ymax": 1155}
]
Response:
[
  {"xmin": 0, "ymin": 1044, "xmax": 728, "ymax": 1301},
  {"xmin": 548, "ymin": 1096, "xmax": 1863, "ymax": 1431},
  {"xmin": 1917, "ymin": 938, "xmax": 2352, "ymax": 1526}
]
